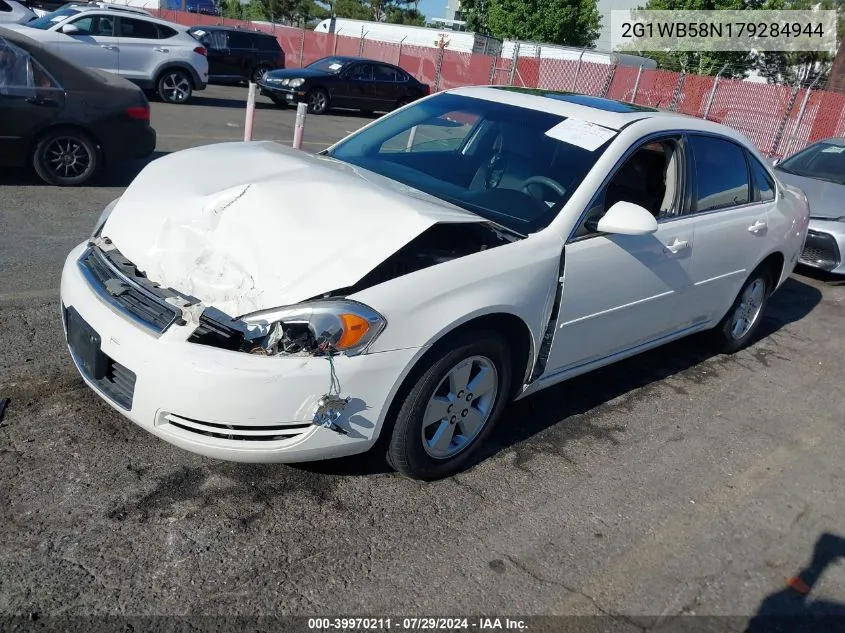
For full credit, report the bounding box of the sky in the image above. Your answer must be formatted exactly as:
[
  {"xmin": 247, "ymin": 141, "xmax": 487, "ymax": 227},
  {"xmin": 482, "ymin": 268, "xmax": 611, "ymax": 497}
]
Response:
[{"xmin": 418, "ymin": 0, "xmax": 445, "ymax": 21}]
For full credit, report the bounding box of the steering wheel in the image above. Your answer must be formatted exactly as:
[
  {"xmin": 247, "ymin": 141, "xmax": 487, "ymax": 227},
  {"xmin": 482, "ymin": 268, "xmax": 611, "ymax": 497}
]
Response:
[{"xmin": 519, "ymin": 176, "xmax": 567, "ymax": 199}]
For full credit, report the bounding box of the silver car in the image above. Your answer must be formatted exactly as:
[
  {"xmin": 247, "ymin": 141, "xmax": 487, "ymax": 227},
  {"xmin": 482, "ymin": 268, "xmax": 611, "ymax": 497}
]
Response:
[{"xmin": 773, "ymin": 137, "xmax": 845, "ymax": 275}]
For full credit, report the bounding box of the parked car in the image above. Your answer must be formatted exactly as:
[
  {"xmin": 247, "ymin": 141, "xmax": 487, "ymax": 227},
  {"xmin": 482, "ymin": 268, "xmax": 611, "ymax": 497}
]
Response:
[
  {"xmin": 0, "ymin": 0, "xmax": 37, "ymax": 23},
  {"xmin": 187, "ymin": 25, "xmax": 284, "ymax": 85},
  {"xmin": 773, "ymin": 137, "xmax": 845, "ymax": 275},
  {"xmin": 186, "ymin": 0, "xmax": 218, "ymax": 16},
  {"xmin": 60, "ymin": 88, "xmax": 809, "ymax": 480},
  {"xmin": 0, "ymin": 28, "xmax": 156, "ymax": 185},
  {"xmin": 259, "ymin": 55, "xmax": 429, "ymax": 114},
  {"xmin": 3, "ymin": 3, "xmax": 208, "ymax": 103}
]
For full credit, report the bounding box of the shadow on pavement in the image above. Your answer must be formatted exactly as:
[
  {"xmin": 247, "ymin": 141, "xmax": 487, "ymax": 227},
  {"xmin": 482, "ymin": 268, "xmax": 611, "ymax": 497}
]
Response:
[
  {"xmin": 298, "ymin": 276, "xmax": 823, "ymax": 477},
  {"xmin": 0, "ymin": 151, "xmax": 170, "ymax": 189},
  {"xmin": 744, "ymin": 532, "xmax": 845, "ymax": 632}
]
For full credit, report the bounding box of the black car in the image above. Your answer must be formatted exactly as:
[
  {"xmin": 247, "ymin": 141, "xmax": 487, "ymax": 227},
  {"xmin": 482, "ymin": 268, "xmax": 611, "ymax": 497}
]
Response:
[
  {"xmin": 259, "ymin": 55, "xmax": 429, "ymax": 115},
  {"xmin": 0, "ymin": 27, "xmax": 156, "ymax": 186},
  {"xmin": 188, "ymin": 25, "xmax": 285, "ymax": 85}
]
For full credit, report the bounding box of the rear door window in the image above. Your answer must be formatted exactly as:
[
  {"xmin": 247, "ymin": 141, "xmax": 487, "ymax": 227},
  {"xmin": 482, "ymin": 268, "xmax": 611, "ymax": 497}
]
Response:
[{"xmin": 119, "ymin": 17, "xmax": 162, "ymax": 40}]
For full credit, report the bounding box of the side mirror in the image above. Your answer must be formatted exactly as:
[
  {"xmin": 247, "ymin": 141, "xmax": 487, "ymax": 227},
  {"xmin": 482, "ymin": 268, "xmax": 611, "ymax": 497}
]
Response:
[
  {"xmin": 597, "ymin": 201, "xmax": 658, "ymax": 236},
  {"xmin": 60, "ymin": 24, "xmax": 81, "ymax": 35}
]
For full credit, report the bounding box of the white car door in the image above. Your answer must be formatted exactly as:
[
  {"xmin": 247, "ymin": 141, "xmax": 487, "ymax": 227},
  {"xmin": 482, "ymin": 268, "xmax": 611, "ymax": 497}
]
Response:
[
  {"xmin": 52, "ymin": 13, "xmax": 119, "ymax": 74},
  {"xmin": 540, "ymin": 135, "xmax": 697, "ymax": 378},
  {"xmin": 677, "ymin": 134, "xmax": 776, "ymax": 327},
  {"xmin": 115, "ymin": 16, "xmax": 163, "ymax": 82}
]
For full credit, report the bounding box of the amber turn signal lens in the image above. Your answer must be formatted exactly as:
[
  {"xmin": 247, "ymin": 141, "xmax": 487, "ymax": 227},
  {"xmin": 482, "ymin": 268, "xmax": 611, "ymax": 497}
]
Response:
[{"xmin": 336, "ymin": 313, "xmax": 371, "ymax": 350}]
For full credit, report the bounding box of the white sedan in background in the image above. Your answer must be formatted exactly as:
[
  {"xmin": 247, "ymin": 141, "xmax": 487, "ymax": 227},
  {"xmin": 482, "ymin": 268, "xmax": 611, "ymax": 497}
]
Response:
[
  {"xmin": 0, "ymin": 0, "xmax": 36, "ymax": 24},
  {"xmin": 60, "ymin": 87, "xmax": 810, "ymax": 480}
]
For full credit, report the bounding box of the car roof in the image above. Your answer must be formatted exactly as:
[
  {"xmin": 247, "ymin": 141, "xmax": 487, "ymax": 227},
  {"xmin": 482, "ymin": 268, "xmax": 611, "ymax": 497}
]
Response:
[
  {"xmin": 65, "ymin": 3, "xmax": 151, "ymax": 15},
  {"xmin": 445, "ymin": 85, "xmax": 739, "ymax": 134}
]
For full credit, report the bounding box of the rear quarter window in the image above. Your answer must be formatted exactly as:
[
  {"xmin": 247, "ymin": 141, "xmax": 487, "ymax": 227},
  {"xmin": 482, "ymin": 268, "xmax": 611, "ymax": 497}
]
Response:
[
  {"xmin": 257, "ymin": 35, "xmax": 281, "ymax": 51},
  {"xmin": 0, "ymin": 1, "xmax": 12, "ymax": 13}
]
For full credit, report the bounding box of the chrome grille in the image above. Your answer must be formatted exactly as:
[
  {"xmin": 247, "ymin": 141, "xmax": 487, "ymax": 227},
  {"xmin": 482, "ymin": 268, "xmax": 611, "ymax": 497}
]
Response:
[
  {"xmin": 78, "ymin": 246, "xmax": 182, "ymax": 335},
  {"xmin": 800, "ymin": 230, "xmax": 841, "ymax": 271},
  {"xmin": 162, "ymin": 413, "xmax": 312, "ymax": 443}
]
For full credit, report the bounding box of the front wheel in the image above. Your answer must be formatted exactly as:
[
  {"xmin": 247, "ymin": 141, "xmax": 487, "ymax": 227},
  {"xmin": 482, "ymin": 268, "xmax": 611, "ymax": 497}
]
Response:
[
  {"xmin": 306, "ymin": 88, "xmax": 329, "ymax": 114},
  {"xmin": 251, "ymin": 65, "xmax": 270, "ymax": 84},
  {"xmin": 32, "ymin": 128, "xmax": 99, "ymax": 186},
  {"xmin": 386, "ymin": 331, "xmax": 512, "ymax": 480},
  {"xmin": 157, "ymin": 69, "xmax": 193, "ymax": 104},
  {"xmin": 713, "ymin": 269, "xmax": 771, "ymax": 353}
]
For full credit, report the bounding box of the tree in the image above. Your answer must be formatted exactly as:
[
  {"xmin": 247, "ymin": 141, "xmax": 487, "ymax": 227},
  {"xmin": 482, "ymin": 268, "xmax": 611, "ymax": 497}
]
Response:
[
  {"xmin": 457, "ymin": 0, "xmax": 491, "ymax": 34},
  {"xmin": 485, "ymin": 0, "xmax": 601, "ymax": 46},
  {"xmin": 385, "ymin": 5, "xmax": 425, "ymax": 25},
  {"xmin": 754, "ymin": 0, "xmax": 844, "ymax": 86},
  {"xmin": 621, "ymin": 0, "xmax": 758, "ymax": 78},
  {"xmin": 324, "ymin": 0, "xmax": 423, "ymax": 22}
]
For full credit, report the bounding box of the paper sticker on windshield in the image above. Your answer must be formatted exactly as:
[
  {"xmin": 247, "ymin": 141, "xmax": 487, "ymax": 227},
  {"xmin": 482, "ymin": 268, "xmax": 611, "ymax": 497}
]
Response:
[
  {"xmin": 50, "ymin": 15, "xmax": 65, "ymax": 22},
  {"xmin": 328, "ymin": 63, "xmax": 343, "ymax": 70},
  {"xmin": 821, "ymin": 145, "xmax": 845, "ymax": 153},
  {"xmin": 193, "ymin": 29, "xmax": 206, "ymax": 36},
  {"xmin": 545, "ymin": 118, "xmax": 616, "ymax": 151}
]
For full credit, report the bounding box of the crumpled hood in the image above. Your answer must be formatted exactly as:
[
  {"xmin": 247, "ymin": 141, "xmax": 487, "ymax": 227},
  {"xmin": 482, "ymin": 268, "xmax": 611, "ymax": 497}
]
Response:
[
  {"xmin": 774, "ymin": 169, "xmax": 845, "ymax": 221},
  {"xmin": 102, "ymin": 141, "xmax": 482, "ymax": 316}
]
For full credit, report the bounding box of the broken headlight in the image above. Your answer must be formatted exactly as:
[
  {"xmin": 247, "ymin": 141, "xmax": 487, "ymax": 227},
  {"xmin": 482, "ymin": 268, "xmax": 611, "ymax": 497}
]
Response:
[
  {"xmin": 92, "ymin": 197, "xmax": 121, "ymax": 238},
  {"xmin": 239, "ymin": 299, "xmax": 386, "ymax": 357}
]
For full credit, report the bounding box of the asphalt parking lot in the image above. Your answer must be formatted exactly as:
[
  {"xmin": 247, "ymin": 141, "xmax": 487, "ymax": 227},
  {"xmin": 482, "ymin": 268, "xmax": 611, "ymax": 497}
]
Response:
[{"xmin": 2, "ymin": 85, "xmax": 845, "ymax": 627}]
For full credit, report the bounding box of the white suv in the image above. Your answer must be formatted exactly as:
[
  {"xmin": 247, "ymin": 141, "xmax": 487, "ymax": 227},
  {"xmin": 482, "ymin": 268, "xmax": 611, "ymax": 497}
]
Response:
[
  {"xmin": 3, "ymin": 4, "xmax": 208, "ymax": 103},
  {"xmin": 0, "ymin": 0, "xmax": 37, "ymax": 24}
]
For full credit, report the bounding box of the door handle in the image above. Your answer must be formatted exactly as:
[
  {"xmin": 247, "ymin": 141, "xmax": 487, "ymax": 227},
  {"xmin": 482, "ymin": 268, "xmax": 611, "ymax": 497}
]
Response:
[
  {"xmin": 665, "ymin": 239, "xmax": 690, "ymax": 254},
  {"xmin": 100, "ymin": 44, "xmax": 117, "ymax": 50},
  {"xmin": 748, "ymin": 220, "xmax": 767, "ymax": 234},
  {"xmin": 25, "ymin": 97, "xmax": 58, "ymax": 107},
  {"xmin": 153, "ymin": 47, "xmax": 169, "ymax": 52}
]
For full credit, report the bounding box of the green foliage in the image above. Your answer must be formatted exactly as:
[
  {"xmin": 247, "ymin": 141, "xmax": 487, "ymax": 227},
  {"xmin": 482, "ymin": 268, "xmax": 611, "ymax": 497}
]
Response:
[
  {"xmin": 618, "ymin": 0, "xmax": 757, "ymax": 77},
  {"xmin": 485, "ymin": 0, "xmax": 601, "ymax": 46},
  {"xmin": 220, "ymin": 0, "xmax": 328, "ymax": 24},
  {"xmin": 754, "ymin": 0, "xmax": 843, "ymax": 86},
  {"xmin": 319, "ymin": 0, "xmax": 424, "ymax": 23}
]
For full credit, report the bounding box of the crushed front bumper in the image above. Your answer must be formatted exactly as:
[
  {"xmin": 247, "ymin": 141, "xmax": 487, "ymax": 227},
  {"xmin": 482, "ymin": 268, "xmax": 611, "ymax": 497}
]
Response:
[{"xmin": 60, "ymin": 241, "xmax": 420, "ymax": 463}]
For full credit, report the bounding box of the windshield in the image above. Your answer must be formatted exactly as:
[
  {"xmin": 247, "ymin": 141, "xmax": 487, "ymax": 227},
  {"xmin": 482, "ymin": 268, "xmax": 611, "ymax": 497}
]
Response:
[
  {"xmin": 306, "ymin": 57, "xmax": 351, "ymax": 74},
  {"xmin": 326, "ymin": 92, "xmax": 613, "ymax": 233},
  {"xmin": 27, "ymin": 7, "xmax": 79, "ymax": 29},
  {"xmin": 777, "ymin": 141, "xmax": 845, "ymax": 185}
]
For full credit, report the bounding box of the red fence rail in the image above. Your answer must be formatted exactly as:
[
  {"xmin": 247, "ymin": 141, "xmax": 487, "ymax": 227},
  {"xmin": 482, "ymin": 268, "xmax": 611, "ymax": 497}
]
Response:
[{"xmin": 156, "ymin": 10, "xmax": 845, "ymax": 158}]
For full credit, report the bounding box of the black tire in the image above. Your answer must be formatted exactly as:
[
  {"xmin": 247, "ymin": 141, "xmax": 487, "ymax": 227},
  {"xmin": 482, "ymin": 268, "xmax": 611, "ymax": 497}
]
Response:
[
  {"xmin": 306, "ymin": 87, "xmax": 329, "ymax": 114},
  {"xmin": 386, "ymin": 330, "xmax": 513, "ymax": 480},
  {"xmin": 712, "ymin": 266, "xmax": 772, "ymax": 354},
  {"xmin": 32, "ymin": 128, "xmax": 99, "ymax": 186},
  {"xmin": 251, "ymin": 64, "xmax": 271, "ymax": 84},
  {"xmin": 156, "ymin": 68, "xmax": 193, "ymax": 104}
]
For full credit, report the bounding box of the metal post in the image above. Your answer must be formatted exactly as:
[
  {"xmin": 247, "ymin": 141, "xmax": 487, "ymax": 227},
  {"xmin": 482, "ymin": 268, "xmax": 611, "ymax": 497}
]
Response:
[
  {"xmin": 570, "ymin": 49, "xmax": 585, "ymax": 92},
  {"xmin": 434, "ymin": 39, "xmax": 447, "ymax": 92},
  {"xmin": 601, "ymin": 53, "xmax": 618, "ymax": 98},
  {"xmin": 358, "ymin": 28, "xmax": 367, "ymax": 56},
  {"xmin": 332, "ymin": 28, "xmax": 341, "ymax": 56},
  {"xmin": 397, "ymin": 36, "xmax": 406, "ymax": 66},
  {"xmin": 702, "ymin": 63, "xmax": 728, "ymax": 119},
  {"xmin": 298, "ymin": 26, "xmax": 305, "ymax": 67},
  {"xmin": 244, "ymin": 82, "xmax": 256, "ymax": 141},
  {"xmin": 488, "ymin": 53, "xmax": 498, "ymax": 85},
  {"xmin": 770, "ymin": 81, "xmax": 802, "ymax": 157},
  {"xmin": 669, "ymin": 70, "xmax": 685, "ymax": 111},
  {"xmin": 784, "ymin": 73, "xmax": 823, "ymax": 157},
  {"xmin": 507, "ymin": 41, "xmax": 520, "ymax": 86},
  {"xmin": 630, "ymin": 64, "xmax": 643, "ymax": 103},
  {"xmin": 292, "ymin": 102, "xmax": 307, "ymax": 149}
]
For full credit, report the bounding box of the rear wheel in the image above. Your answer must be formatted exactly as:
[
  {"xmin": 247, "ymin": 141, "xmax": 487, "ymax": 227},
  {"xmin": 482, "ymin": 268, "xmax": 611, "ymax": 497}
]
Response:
[
  {"xmin": 386, "ymin": 331, "xmax": 512, "ymax": 480},
  {"xmin": 713, "ymin": 267, "xmax": 772, "ymax": 353},
  {"xmin": 157, "ymin": 69, "xmax": 193, "ymax": 104},
  {"xmin": 32, "ymin": 128, "xmax": 98, "ymax": 186},
  {"xmin": 306, "ymin": 87, "xmax": 329, "ymax": 114},
  {"xmin": 251, "ymin": 64, "xmax": 271, "ymax": 84}
]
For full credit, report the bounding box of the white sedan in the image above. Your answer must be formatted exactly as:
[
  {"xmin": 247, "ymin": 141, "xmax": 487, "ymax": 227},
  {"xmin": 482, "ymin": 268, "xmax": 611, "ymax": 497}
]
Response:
[{"xmin": 60, "ymin": 87, "xmax": 810, "ymax": 480}]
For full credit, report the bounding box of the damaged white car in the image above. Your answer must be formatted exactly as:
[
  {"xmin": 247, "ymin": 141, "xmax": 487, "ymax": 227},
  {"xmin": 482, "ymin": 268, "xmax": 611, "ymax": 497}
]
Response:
[{"xmin": 60, "ymin": 87, "xmax": 810, "ymax": 480}]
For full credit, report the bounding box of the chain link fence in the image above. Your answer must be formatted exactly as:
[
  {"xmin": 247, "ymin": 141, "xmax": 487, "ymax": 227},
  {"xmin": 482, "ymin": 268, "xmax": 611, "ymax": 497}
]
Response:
[{"xmin": 155, "ymin": 9, "xmax": 845, "ymax": 159}]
